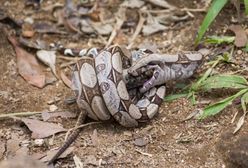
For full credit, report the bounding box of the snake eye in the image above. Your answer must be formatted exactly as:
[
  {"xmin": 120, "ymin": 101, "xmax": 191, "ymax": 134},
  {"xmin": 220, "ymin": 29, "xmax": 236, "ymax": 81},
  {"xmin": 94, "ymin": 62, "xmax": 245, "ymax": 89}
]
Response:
[{"xmin": 154, "ymin": 71, "xmax": 159, "ymax": 79}]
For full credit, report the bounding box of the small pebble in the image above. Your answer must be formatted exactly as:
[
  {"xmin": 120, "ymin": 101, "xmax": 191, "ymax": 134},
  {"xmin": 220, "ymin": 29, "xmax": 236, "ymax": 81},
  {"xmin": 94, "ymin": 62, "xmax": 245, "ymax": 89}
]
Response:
[
  {"xmin": 237, "ymin": 50, "xmax": 242, "ymax": 55},
  {"xmin": 49, "ymin": 104, "xmax": 58, "ymax": 112},
  {"xmin": 34, "ymin": 139, "xmax": 45, "ymax": 147},
  {"xmin": 24, "ymin": 17, "xmax": 34, "ymax": 24}
]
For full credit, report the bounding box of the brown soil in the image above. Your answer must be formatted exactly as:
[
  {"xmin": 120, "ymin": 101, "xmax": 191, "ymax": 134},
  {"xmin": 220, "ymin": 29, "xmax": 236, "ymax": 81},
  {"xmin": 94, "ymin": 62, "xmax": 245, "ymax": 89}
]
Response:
[{"xmin": 0, "ymin": 0, "xmax": 248, "ymax": 168}]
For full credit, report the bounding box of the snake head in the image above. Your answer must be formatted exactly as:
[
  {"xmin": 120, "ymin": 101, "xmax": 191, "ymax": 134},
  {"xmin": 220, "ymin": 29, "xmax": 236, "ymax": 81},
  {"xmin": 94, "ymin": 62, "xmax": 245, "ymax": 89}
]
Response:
[{"xmin": 127, "ymin": 52, "xmax": 204, "ymax": 93}]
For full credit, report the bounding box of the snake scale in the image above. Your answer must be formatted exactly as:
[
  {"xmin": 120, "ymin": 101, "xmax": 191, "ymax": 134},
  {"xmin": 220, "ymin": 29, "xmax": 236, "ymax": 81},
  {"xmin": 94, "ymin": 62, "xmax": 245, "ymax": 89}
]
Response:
[{"xmin": 48, "ymin": 45, "xmax": 204, "ymax": 165}]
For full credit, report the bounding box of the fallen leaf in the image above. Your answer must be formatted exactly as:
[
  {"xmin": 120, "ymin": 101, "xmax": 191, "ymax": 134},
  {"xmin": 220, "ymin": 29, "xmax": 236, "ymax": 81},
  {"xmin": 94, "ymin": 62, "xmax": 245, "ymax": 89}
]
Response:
[
  {"xmin": 20, "ymin": 117, "xmax": 66, "ymax": 139},
  {"xmin": 41, "ymin": 147, "xmax": 74, "ymax": 162},
  {"xmin": 228, "ymin": 25, "xmax": 247, "ymax": 47},
  {"xmin": 138, "ymin": 41, "xmax": 158, "ymax": 53},
  {"xmin": 36, "ymin": 50, "xmax": 57, "ymax": 78},
  {"xmin": 91, "ymin": 22, "xmax": 113, "ymax": 35},
  {"xmin": 41, "ymin": 111, "xmax": 76, "ymax": 121},
  {"xmin": 8, "ymin": 36, "xmax": 46, "ymax": 88},
  {"xmin": 142, "ymin": 14, "xmax": 167, "ymax": 36},
  {"xmin": 233, "ymin": 112, "xmax": 246, "ymax": 134},
  {"xmin": 0, "ymin": 156, "xmax": 46, "ymax": 168},
  {"xmin": 60, "ymin": 71, "xmax": 72, "ymax": 88},
  {"xmin": 6, "ymin": 132, "xmax": 26, "ymax": 158},
  {"xmin": 33, "ymin": 22, "xmax": 67, "ymax": 34},
  {"xmin": 19, "ymin": 37, "xmax": 49, "ymax": 50},
  {"xmin": 90, "ymin": 129, "xmax": 99, "ymax": 146}
]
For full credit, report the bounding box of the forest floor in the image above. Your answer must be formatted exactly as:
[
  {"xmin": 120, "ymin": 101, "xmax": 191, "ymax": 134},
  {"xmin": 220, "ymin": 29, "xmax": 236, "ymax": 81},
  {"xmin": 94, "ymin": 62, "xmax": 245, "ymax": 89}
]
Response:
[{"xmin": 0, "ymin": 0, "xmax": 248, "ymax": 167}]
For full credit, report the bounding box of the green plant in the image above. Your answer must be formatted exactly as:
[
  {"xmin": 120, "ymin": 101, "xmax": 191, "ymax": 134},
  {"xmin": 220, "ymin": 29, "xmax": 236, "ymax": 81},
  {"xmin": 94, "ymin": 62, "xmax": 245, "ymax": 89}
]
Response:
[
  {"xmin": 195, "ymin": 0, "xmax": 248, "ymax": 46},
  {"xmin": 164, "ymin": 49, "xmax": 248, "ymax": 132},
  {"xmin": 165, "ymin": 52, "xmax": 233, "ymax": 104}
]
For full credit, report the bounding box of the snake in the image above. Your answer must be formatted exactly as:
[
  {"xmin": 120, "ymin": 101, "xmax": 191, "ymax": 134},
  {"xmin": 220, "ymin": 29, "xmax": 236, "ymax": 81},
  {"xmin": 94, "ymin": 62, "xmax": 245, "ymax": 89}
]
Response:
[{"xmin": 48, "ymin": 45, "xmax": 204, "ymax": 165}]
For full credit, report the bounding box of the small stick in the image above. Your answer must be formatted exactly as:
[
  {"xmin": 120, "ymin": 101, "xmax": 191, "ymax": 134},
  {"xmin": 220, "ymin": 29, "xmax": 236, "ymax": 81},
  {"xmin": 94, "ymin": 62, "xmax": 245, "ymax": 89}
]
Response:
[
  {"xmin": 0, "ymin": 111, "xmax": 45, "ymax": 119},
  {"xmin": 64, "ymin": 121, "xmax": 102, "ymax": 141},
  {"xmin": 105, "ymin": 7, "xmax": 126, "ymax": 48},
  {"xmin": 127, "ymin": 12, "xmax": 146, "ymax": 49},
  {"xmin": 135, "ymin": 149, "xmax": 153, "ymax": 157}
]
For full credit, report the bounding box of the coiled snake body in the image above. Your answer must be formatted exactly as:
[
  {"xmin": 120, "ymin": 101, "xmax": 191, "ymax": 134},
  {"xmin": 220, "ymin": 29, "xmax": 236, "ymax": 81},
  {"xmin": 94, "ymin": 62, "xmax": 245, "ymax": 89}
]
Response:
[{"xmin": 48, "ymin": 46, "xmax": 204, "ymax": 164}]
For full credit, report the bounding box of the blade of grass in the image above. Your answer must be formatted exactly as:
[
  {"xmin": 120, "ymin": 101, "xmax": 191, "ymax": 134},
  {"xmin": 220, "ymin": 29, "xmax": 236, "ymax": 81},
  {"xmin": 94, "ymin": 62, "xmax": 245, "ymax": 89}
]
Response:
[
  {"xmin": 195, "ymin": 0, "xmax": 229, "ymax": 46},
  {"xmin": 204, "ymin": 36, "xmax": 235, "ymax": 44},
  {"xmin": 241, "ymin": 91, "xmax": 248, "ymax": 112},
  {"xmin": 200, "ymin": 88, "xmax": 248, "ymax": 119},
  {"xmin": 200, "ymin": 75, "xmax": 248, "ymax": 90},
  {"xmin": 164, "ymin": 93, "xmax": 189, "ymax": 102},
  {"xmin": 244, "ymin": 0, "xmax": 248, "ymax": 15}
]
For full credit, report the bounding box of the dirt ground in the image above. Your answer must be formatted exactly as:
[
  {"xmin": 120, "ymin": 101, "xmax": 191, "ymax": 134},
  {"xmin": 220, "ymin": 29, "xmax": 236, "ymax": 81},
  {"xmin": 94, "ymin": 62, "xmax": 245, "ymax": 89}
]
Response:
[{"xmin": 0, "ymin": 0, "xmax": 248, "ymax": 168}]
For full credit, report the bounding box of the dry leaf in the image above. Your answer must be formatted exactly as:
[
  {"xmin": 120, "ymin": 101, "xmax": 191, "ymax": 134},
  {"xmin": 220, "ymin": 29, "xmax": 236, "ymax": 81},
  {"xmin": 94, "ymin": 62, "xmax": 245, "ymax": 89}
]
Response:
[
  {"xmin": 142, "ymin": 14, "xmax": 167, "ymax": 36},
  {"xmin": 8, "ymin": 36, "xmax": 46, "ymax": 88},
  {"xmin": 228, "ymin": 25, "xmax": 247, "ymax": 47},
  {"xmin": 91, "ymin": 22, "xmax": 113, "ymax": 35},
  {"xmin": 233, "ymin": 112, "xmax": 246, "ymax": 134},
  {"xmin": 90, "ymin": 129, "xmax": 99, "ymax": 146},
  {"xmin": 19, "ymin": 37, "xmax": 49, "ymax": 50},
  {"xmin": 33, "ymin": 22, "xmax": 67, "ymax": 34},
  {"xmin": 20, "ymin": 118, "xmax": 66, "ymax": 139},
  {"xmin": 0, "ymin": 156, "xmax": 46, "ymax": 168},
  {"xmin": 36, "ymin": 50, "xmax": 57, "ymax": 78}
]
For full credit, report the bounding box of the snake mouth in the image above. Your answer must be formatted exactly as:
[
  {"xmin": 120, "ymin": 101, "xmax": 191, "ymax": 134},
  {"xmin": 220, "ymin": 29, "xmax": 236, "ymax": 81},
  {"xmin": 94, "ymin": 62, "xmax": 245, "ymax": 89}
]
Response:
[{"xmin": 125, "ymin": 67, "xmax": 154, "ymax": 90}]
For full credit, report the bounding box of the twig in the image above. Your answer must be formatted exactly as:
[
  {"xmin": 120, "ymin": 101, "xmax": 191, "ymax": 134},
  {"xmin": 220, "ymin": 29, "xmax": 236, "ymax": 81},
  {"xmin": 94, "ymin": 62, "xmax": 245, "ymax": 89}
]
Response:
[
  {"xmin": 135, "ymin": 149, "xmax": 153, "ymax": 157},
  {"xmin": 0, "ymin": 111, "xmax": 45, "ymax": 120},
  {"xmin": 180, "ymin": 8, "xmax": 207, "ymax": 12},
  {"xmin": 127, "ymin": 12, "xmax": 146, "ymax": 49},
  {"xmin": 57, "ymin": 55, "xmax": 81, "ymax": 61},
  {"xmin": 145, "ymin": 0, "xmax": 176, "ymax": 9},
  {"xmin": 105, "ymin": 7, "xmax": 126, "ymax": 48},
  {"xmin": 64, "ymin": 121, "xmax": 102, "ymax": 141},
  {"xmin": 60, "ymin": 61, "xmax": 77, "ymax": 68}
]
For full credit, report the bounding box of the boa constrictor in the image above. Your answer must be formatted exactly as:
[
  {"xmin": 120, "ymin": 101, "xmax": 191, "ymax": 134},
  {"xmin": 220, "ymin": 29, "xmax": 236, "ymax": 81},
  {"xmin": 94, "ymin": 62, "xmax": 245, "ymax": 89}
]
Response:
[{"xmin": 48, "ymin": 46, "xmax": 204, "ymax": 165}]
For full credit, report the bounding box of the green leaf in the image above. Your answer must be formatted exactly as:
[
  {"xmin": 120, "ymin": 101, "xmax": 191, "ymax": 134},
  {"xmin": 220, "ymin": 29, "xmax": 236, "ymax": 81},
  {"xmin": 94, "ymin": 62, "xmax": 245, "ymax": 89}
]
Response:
[
  {"xmin": 191, "ymin": 68, "xmax": 213, "ymax": 91},
  {"xmin": 164, "ymin": 93, "xmax": 188, "ymax": 102},
  {"xmin": 200, "ymin": 89, "xmax": 248, "ymax": 119},
  {"xmin": 195, "ymin": 0, "xmax": 229, "ymax": 46},
  {"xmin": 241, "ymin": 91, "xmax": 248, "ymax": 112},
  {"xmin": 244, "ymin": 42, "xmax": 248, "ymax": 52},
  {"xmin": 200, "ymin": 75, "xmax": 248, "ymax": 91},
  {"xmin": 244, "ymin": 0, "xmax": 248, "ymax": 15},
  {"xmin": 204, "ymin": 36, "xmax": 235, "ymax": 44}
]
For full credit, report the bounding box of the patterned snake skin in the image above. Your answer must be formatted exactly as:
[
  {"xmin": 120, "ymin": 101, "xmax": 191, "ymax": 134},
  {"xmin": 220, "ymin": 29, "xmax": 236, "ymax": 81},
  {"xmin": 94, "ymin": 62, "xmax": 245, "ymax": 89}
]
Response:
[{"xmin": 48, "ymin": 45, "xmax": 204, "ymax": 165}]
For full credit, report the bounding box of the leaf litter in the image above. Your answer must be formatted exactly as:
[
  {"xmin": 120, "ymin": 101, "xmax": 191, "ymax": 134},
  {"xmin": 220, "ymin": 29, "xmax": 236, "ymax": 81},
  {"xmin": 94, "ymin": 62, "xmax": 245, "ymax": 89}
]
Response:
[
  {"xmin": 17, "ymin": 117, "xmax": 66, "ymax": 139},
  {"xmin": 1, "ymin": 0, "xmax": 247, "ymax": 167}
]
